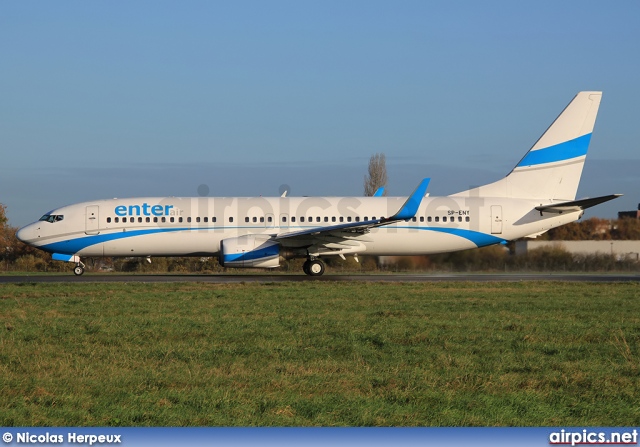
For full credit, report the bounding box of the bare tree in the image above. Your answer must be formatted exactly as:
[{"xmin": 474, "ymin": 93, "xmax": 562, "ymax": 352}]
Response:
[{"xmin": 364, "ymin": 153, "xmax": 388, "ymax": 196}]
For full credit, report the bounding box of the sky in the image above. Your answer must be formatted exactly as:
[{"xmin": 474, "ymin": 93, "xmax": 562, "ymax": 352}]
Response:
[{"xmin": 1, "ymin": 1, "xmax": 639, "ymax": 226}]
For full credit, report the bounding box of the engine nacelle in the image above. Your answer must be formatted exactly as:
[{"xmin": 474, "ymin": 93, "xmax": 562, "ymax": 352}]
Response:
[{"xmin": 219, "ymin": 235, "xmax": 280, "ymax": 268}]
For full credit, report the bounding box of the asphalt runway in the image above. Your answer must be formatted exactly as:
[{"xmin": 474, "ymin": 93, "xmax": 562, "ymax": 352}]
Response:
[{"xmin": 1, "ymin": 273, "xmax": 639, "ymax": 283}]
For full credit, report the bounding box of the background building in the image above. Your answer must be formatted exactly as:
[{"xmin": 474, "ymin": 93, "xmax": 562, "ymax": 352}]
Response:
[{"xmin": 515, "ymin": 240, "xmax": 640, "ymax": 261}]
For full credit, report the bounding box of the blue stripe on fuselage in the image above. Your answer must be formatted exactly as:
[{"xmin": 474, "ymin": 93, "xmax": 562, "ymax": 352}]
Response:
[
  {"xmin": 42, "ymin": 225, "xmax": 507, "ymax": 256},
  {"xmin": 420, "ymin": 227, "xmax": 507, "ymax": 247},
  {"xmin": 41, "ymin": 228, "xmax": 187, "ymax": 254}
]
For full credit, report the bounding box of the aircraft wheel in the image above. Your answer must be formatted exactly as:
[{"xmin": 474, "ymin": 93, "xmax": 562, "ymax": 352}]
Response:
[
  {"xmin": 307, "ymin": 259, "xmax": 325, "ymax": 276},
  {"xmin": 73, "ymin": 265, "xmax": 84, "ymax": 276},
  {"xmin": 302, "ymin": 260, "xmax": 310, "ymax": 275}
]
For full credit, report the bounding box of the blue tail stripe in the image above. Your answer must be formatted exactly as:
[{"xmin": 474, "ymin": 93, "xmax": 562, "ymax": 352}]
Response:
[{"xmin": 517, "ymin": 133, "xmax": 591, "ymax": 167}]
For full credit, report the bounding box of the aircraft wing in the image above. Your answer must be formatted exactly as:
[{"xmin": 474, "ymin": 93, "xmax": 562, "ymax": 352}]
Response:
[
  {"xmin": 275, "ymin": 178, "xmax": 430, "ymax": 245},
  {"xmin": 535, "ymin": 194, "xmax": 622, "ymax": 214}
]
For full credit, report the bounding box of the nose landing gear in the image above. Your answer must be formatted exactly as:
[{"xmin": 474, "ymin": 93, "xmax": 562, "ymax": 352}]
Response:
[{"xmin": 73, "ymin": 262, "xmax": 85, "ymax": 276}]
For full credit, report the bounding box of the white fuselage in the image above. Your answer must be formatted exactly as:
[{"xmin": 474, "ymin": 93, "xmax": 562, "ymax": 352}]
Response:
[
  {"xmin": 14, "ymin": 91, "xmax": 609, "ymax": 276},
  {"xmin": 16, "ymin": 195, "xmax": 581, "ymax": 259}
]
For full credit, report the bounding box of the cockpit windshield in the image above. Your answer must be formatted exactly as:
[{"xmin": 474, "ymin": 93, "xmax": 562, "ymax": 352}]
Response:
[{"xmin": 39, "ymin": 214, "xmax": 64, "ymax": 223}]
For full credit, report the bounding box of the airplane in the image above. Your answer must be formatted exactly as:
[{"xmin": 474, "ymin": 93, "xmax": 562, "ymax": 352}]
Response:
[{"xmin": 16, "ymin": 91, "xmax": 621, "ymax": 276}]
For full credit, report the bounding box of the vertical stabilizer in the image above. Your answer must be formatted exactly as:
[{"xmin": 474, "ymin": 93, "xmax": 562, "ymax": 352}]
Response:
[{"xmin": 452, "ymin": 92, "xmax": 602, "ymax": 201}]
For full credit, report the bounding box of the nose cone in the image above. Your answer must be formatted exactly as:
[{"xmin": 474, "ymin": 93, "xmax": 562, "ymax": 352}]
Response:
[{"xmin": 16, "ymin": 224, "xmax": 36, "ymax": 244}]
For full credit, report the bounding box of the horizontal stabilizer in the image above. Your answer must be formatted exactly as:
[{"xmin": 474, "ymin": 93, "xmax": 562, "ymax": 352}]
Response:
[{"xmin": 535, "ymin": 194, "xmax": 622, "ymax": 214}]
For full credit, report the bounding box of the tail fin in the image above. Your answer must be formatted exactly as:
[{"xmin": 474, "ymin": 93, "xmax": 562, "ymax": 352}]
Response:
[{"xmin": 452, "ymin": 91, "xmax": 602, "ymax": 201}]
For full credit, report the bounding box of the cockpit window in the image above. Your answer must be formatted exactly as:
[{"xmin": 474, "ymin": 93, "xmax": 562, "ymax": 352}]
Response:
[{"xmin": 39, "ymin": 214, "xmax": 64, "ymax": 223}]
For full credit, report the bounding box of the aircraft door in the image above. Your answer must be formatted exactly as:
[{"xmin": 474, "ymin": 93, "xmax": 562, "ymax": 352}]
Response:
[
  {"xmin": 85, "ymin": 205, "xmax": 100, "ymax": 235},
  {"xmin": 491, "ymin": 205, "xmax": 503, "ymax": 234}
]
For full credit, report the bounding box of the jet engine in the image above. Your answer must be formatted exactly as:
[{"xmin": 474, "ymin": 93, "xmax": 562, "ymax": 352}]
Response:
[{"xmin": 219, "ymin": 235, "xmax": 280, "ymax": 268}]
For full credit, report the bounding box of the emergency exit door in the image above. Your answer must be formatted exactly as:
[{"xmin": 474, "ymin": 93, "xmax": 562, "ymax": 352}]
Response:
[{"xmin": 85, "ymin": 205, "xmax": 100, "ymax": 235}]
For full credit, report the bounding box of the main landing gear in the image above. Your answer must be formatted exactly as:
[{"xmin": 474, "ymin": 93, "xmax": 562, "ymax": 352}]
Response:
[
  {"xmin": 302, "ymin": 258, "xmax": 325, "ymax": 277},
  {"xmin": 73, "ymin": 261, "xmax": 85, "ymax": 276}
]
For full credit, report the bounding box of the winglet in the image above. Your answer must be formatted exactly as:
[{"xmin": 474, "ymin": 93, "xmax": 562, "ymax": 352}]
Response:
[
  {"xmin": 388, "ymin": 178, "xmax": 430, "ymax": 221},
  {"xmin": 373, "ymin": 187, "xmax": 385, "ymax": 197}
]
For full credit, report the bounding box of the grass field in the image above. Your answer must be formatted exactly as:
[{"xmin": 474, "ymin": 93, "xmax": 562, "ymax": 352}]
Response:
[{"xmin": 1, "ymin": 281, "xmax": 639, "ymax": 426}]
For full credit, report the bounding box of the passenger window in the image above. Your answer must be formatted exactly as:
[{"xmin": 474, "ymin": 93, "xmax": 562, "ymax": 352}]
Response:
[
  {"xmin": 443, "ymin": 216, "xmax": 447, "ymax": 222},
  {"xmin": 465, "ymin": 216, "xmax": 470, "ymax": 222},
  {"xmin": 245, "ymin": 217, "xmax": 250, "ymax": 223},
  {"xmin": 187, "ymin": 217, "xmax": 191, "ymax": 223},
  {"xmin": 260, "ymin": 216, "xmax": 264, "ymax": 223},
  {"xmin": 154, "ymin": 217, "xmax": 158, "ymax": 223},
  {"xmin": 253, "ymin": 217, "xmax": 257, "ymax": 223},
  {"xmin": 427, "ymin": 216, "xmax": 432, "ymax": 222},
  {"xmin": 161, "ymin": 217, "xmax": 166, "ymax": 223},
  {"xmin": 308, "ymin": 216, "xmax": 313, "ymax": 222},
  {"xmin": 138, "ymin": 217, "xmax": 143, "ymax": 223},
  {"xmin": 282, "ymin": 216, "xmax": 287, "ymax": 222},
  {"xmin": 364, "ymin": 216, "xmax": 368, "ymax": 221},
  {"xmin": 340, "ymin": 217, "xmax": 344, "ymax": 222},
  {"xmin": 107, "ymin": 217, "xmax": 112, "ymax": 223},
  {"xmin": 356, "ymin": 217, "xmax": 360, "ymax": 222},
  {"xmin": 372, "ymin": 216, "xmax": 376, "ymax": 220},
  {"xmin": 332, "ymin": 217, "xmax": 336, "ymax": 222},
  {"xmin": 420, "ymin": 216, "xmax": 424, "ymax": 222},
  {"xmin": 347, "ymin": 216, "xmax": 352, "ymax": 222},
  {"xmin": 213, "ymin": 217, "xmax": 217, "ymax": 223},
  {"xmin": 170, "ymin": 217, "xmax": 175, "ymax": 223},
  {"xmin": 316, "ymin": 217, "xmax": 320, "ymax": 222},
  {"xmin": 435, "ymin": 217, "xmax": 439, "ymax": 222},
  {"xmin": 229, "ymin": 217, "xmax": 234, "ymax": 223},
  {"xmin": 268, "ymin": 216, "xmax": 272, "ymax": 223},
  {"xmin": 291, "ymin": 217, "xmax": 296, "ymax": 222},
  {"xmin": 179, "ymin": 217, "xmax": 183, "ymax": 223},
  {"xmin": 458, "ymin": 216, "xmax": 462, "ymax": 222},
  {"xmin": 301, "ymin": 217, "xmax": 305, "ymax": 222},
  {"xmin": 411, "ymin": 217, "xmax": 416, "ymax": 222},
  {"xmin": 115, "ymin": 217, "xmax": 119, "ymax": 223},
  {"xmin": 196, "ymin": 217, "xmax": 201, "ymax": 223},
  {"xmin": 146, "ymin": 217, "xmax": 151, "ymax": 223},
  {"xmin": 324, "ymin": 216, "xmax": 328, "ymax": 222}
]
